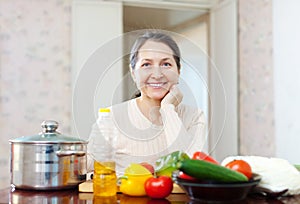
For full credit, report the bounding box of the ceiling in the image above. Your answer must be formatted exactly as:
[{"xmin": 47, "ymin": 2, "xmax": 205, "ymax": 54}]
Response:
[
  {"xmin": 120, "ymin": 0, "xmax": 216, "ymax": 31},
  {"xmin": 104, "ymin": 0, "xmax": 218, "ymax": 11},
  {"xmin": 124, "ymin": 6, "xmax": 207, "ymax": 31}
]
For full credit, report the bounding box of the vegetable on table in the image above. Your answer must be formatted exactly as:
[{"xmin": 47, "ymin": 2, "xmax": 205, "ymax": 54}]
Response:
[
  {"xmin": 118, "ymin": 163, "xmax": 153, "ymax": 196},
  {"xmin": 178, "ymin": 151, "xmax": 218, "ymax": 180},
  {"xmin": 124, "ymin": 163, "xmax": 152, "ymax": 175},
  {"xmin": 144, "ymin": 176, "xmax": 173, "ymax": 199},
  {"xmin": 177, "ymin": 159, "xmax": 249, "ymax": 182},
  {"xmin": 192, "ymin": 151, "xmax": 219, "ymax": 164},
  {"xmin": 178, "ymin": 171, "xmax": 196, "ymax": 180},
  {"xmin": 140, "ymin": 162, "xmax": 155, "ymax": 174},
  {"xmin": 225, "ymin": 159, "xmax": 253, "ymax": 179},
  {"xmin": 155, "ymin": 151, "xmax": 189, "ymax": 177},
  {"xmin": 294, "ymin": 164, "xmax": 300, "ymax": 171}
]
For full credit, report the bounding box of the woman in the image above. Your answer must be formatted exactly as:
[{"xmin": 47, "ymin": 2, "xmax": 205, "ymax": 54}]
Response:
[{"xmin": 88, "ymin": 31, "xmax": 206, "ymax": 175}]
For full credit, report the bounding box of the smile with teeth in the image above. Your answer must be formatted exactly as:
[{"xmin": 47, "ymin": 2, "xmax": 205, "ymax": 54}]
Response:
[{"xmin": 147, "ymin": 82, "xmax": 167, "ymax": 88}]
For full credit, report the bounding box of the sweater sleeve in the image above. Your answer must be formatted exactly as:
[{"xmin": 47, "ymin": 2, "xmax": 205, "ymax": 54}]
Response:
[{"xmin": 159, "ymin": 104, "xmax": 206, "ymax": 155}]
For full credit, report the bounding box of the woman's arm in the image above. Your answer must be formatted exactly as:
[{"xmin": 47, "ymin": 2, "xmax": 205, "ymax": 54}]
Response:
[{"xmin": 160, "ymin": 85, "xmax": 206, "ymax": 155}]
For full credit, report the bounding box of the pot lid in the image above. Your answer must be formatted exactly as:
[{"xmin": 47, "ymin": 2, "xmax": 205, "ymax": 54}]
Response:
[{"xmin": 10, "ymin": 120, "xmax": 88, "ymax": 144}]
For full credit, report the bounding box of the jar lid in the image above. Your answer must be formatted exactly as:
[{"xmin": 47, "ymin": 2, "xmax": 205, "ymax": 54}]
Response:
[{"xmin": 9, "ymin": 120, "xmax": 88, "ymax": 144}]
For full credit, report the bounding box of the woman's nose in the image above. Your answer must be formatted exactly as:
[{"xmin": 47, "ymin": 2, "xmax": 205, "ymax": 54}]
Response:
[{"xmin": 151, "ymin": 66, "xmax": 163, "ymax": 78}]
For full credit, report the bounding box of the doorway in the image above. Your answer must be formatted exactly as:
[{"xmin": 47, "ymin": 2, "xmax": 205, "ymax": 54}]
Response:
[
  {"xmin": 122, "ymin": 6, "xmax": 210, "ymax": 150},
  {"xmin": 72, "ymin": 0, "xmax": 238, "ymax": 161},
  {"xmin": 123, "ymin": 6, "xmax": 209, "ymax": 122}
]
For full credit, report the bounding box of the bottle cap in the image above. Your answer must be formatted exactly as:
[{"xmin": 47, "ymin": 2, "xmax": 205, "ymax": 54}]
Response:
[{"xmin": 99, "ymin": 108, "xmax": 110, "ymax": 113}]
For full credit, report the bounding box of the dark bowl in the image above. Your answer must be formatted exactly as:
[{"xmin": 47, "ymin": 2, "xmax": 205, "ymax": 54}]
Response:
[{"xmin": 172, "ymin": 171, "xmax": 261, "ymax": 203}]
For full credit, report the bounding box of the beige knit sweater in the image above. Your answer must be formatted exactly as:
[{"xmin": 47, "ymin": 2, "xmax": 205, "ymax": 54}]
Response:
[{"xmin": 87, "ymin": 98, "xmax": 206, "ymax": 176}]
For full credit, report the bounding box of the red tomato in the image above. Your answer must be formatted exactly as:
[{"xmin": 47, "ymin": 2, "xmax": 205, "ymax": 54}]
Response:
[
  {"xmin": 178, "ymin": 171, "xmax": 196, "ymax": 180},
  {"xmin": 144, "ymin": 176, "xmax": 173, "ymax": 199},
  {"xmin": 225, "ymin": 159, "xmax": 253, "ymax": 179},
  {"xmin": 192, "ymin": 151, "xmax": 219, "ymax": 164}
]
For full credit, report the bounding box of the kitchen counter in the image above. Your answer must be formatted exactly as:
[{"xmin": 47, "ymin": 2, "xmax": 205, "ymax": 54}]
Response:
[{"xmin": 1, "ymin": 187, "xmax": 300, "ymax": 204}]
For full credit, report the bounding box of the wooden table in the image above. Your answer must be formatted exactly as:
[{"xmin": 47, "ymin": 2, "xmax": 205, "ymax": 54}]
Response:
[{"xmin": 1, "ymin": 187, "xmax": 300, "ymax": 204}]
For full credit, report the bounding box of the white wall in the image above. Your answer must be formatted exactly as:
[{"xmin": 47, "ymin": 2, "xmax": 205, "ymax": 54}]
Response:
[
  {"xmin": 176, "ymin": 23, "xmax": 208, "ymax": 116},
  {"xmin": 209, "ymin": 0, "xmax": 238, "ymax": 161},
  {"xmin": 72, "ymin": 1, "xmax": 123, "ymax": 140},
  {"xmin": 175, "ymin": 23, "xmax": 209, "ymax": 151},
  {"xmin": 273, "ymin": 0, "xmax": 300, "ymax": 164}
]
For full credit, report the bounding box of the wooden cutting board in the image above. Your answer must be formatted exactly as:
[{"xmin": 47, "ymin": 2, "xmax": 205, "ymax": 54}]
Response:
[{"xmin": 78, "ymin": 180, "xmax": 185, "ymax": 194}]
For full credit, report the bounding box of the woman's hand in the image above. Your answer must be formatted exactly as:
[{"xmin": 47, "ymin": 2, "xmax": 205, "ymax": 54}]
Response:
[{"xmin": 161, "ymin": 84, "xmax": 183, "ymax": 107}]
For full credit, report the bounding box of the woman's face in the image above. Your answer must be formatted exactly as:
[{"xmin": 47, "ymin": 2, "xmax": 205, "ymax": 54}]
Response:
[{"xmin": 132, "ymin": 40, "xmax": 180, "ymax": 101}]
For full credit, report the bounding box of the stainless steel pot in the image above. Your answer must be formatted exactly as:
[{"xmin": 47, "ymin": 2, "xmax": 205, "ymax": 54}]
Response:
[{"xmin": 10, "ymin": 120, "xmax": 88, "ymax": 190}]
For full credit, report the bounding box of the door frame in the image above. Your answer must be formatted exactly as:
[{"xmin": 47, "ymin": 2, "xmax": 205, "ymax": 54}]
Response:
[{"xmin": 71, "ymin": 0, "xmax": 239, "ymax": 160}]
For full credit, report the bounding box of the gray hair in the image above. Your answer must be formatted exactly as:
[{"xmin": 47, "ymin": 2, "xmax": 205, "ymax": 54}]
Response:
[{"xmin": 129, "ymin": 31, "xmax": 181, "ymax": 70}]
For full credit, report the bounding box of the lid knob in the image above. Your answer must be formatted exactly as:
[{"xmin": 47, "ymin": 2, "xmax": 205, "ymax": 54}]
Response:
[{"xmin": 41, "ymin": 120, "xmax": 59, "ymax": 133}]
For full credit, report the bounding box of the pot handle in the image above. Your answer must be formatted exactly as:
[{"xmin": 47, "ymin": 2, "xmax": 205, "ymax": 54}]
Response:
[{"xmin": 56, "ymin": 150, "xmax": 86, "ymax": 157}]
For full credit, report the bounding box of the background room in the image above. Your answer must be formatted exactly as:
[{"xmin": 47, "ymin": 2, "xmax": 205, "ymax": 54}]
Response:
[{"xmin": 0, "ymin": 0, "xmax": 300, "ymax": 188}]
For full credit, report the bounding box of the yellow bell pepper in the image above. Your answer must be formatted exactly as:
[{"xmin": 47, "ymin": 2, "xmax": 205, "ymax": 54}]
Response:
[{"xmin": 119, "ymin": 173, "xmax": 153, "ymax": 196}]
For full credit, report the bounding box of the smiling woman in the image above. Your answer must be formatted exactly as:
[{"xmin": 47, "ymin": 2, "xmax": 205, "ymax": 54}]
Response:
[
  {"xmin": 130, "ymin": 32, "xmax": 182, "ymax": 125},
  {"xmin": 87, "ymin": 30, "xmax": 207, "ymax": 176}
]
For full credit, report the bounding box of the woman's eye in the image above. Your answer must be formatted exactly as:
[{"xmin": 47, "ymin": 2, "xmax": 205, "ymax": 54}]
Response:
[
  {"xmin": 161, "ymin": 62, "xmax": 172, "ymax": 68},
  {"xmin": 141, "ymin": 63, "xmax": 151, "ymax": 68}
]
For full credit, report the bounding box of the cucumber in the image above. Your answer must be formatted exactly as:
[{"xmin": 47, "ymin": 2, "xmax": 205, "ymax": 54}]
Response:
[{"xmin": 177, "ymin": 159, "xmax": 248, "ymax": 183}]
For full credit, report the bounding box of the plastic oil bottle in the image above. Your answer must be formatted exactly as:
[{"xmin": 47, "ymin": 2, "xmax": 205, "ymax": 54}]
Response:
[{"xmin": 92, "ymin": 108, "xmax": 117, "ymax": 197}]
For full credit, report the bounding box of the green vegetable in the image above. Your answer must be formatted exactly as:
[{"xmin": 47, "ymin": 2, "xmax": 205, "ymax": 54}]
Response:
[
  {"xmin": 177, "ymin": 159, "xmax": 248, "ymax": 183},
  {"xmin": 155, "ymin": 151, "xmax": 189, "ymax": 177},
  {"xmin": 295, "ymin": 164, "xmax": 300, "ymax": 171}
]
